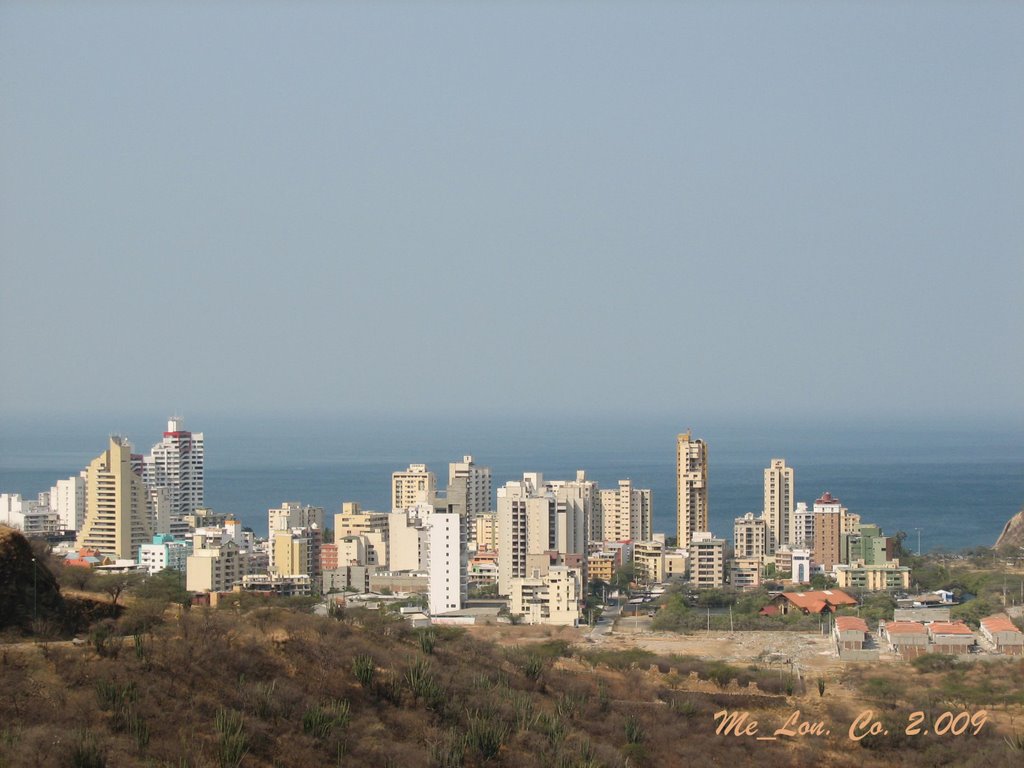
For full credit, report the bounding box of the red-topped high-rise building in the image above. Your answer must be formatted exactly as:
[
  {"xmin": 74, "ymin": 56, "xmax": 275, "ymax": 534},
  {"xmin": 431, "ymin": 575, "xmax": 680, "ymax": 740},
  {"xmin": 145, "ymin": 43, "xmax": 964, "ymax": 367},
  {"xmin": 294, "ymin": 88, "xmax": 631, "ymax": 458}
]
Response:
[{"xmin": 142, "ymin": 417, "xmax": 204, "ymax": 520}]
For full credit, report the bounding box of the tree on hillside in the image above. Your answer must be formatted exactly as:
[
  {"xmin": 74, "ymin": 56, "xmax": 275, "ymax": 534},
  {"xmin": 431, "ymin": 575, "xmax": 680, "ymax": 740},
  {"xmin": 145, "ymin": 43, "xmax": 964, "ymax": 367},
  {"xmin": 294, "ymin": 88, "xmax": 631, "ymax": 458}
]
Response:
[
  {"xmin": 134, "ymin": 569, "xmax": 189, "ymax": 606},
  {"xmin": 58, "ymin": 564, "xmax": 94, "ymax": 591},
  {"xmin": 92, "ymin": 572, "xmax": 144, "ymax": 608}
]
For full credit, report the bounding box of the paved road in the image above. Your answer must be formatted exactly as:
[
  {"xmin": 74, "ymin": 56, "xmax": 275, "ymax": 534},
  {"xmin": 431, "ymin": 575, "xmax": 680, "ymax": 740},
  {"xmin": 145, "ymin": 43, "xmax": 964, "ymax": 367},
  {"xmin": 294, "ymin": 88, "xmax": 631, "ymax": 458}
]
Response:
[{"xmin": 587, "ymin": 604, "xmax": 625, "ymax": 640}]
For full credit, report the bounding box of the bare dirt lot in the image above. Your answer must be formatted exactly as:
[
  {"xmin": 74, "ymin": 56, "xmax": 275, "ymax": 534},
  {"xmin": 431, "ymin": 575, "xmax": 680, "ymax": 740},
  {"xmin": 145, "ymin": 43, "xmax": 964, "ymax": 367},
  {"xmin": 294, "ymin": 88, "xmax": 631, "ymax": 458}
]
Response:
[
  {"xmin": 466, "ymin": 619, "xmax": 853, "ymax": 674},
  {"xmin": 593, "ymin": 626, "xmax": 850, "ymax": 673}
]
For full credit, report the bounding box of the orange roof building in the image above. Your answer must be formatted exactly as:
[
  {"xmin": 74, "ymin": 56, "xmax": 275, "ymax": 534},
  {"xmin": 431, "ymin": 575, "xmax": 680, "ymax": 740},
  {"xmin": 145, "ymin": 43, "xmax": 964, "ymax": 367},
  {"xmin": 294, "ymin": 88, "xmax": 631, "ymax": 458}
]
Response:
[
  {"xmin": 980, "ymin": 614, "xmax": 1023, "ymax": 655},
  {"xmin": 835, "ymin": 616, "xmax": 869, "ymax": 633},
  {"xmin": 833, "ymin": 615, "xmax": 870, "ymax": 651},
  {"xmin": 761, "ymin": 589, "xmax": 858, "ymax": 616},
  {"xmin": 927, "ymin": 620, "xmax": 975, "ymax": 653}
]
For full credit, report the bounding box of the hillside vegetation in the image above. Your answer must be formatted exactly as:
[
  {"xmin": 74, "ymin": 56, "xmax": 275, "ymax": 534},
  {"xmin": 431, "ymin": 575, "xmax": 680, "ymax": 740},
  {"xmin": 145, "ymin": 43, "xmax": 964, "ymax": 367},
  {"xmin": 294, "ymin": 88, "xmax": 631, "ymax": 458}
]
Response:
[
  {"xmin": 3, "ymin": 526, "xmax": 1024, "ymax": 767},
  {"xmin": 2, "ymin": 597, "xmax": 1023, "ymax": 768}
]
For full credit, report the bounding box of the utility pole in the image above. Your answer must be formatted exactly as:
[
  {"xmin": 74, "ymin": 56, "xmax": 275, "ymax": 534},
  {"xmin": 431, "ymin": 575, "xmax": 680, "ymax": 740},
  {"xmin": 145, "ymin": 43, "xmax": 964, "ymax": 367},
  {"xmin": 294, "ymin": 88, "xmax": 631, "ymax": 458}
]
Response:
[{"xmin": 31, "ymin": 556, "xmax": 38, "ymax": 625}]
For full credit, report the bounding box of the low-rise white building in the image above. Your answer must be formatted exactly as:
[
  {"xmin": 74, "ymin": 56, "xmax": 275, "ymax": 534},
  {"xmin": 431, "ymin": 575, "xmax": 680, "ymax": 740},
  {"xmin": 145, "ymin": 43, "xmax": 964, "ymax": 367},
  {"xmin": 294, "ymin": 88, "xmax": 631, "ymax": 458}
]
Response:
[
  {"xmin": 0, "ymin": 492, "xmax": 61, "ymax": 534},
  {"xmin": 509, "ymin": 565, "xmax": 581, "ymax": 626},
  {"xmin": 138, "ymin": 534, "xmax": 191, "ymax": 574},
  {"xmin": 791, "ymin": 548, "xmax": 812, "ymax": 584}
]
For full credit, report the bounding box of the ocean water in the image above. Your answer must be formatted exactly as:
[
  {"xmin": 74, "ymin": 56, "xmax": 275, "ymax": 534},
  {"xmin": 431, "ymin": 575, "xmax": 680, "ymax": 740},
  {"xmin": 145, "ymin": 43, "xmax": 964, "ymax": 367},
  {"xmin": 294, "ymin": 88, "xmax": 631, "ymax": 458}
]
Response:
[{"xmin": 2, "ymin": 413, "xmax": 1022, "ymax": 552}]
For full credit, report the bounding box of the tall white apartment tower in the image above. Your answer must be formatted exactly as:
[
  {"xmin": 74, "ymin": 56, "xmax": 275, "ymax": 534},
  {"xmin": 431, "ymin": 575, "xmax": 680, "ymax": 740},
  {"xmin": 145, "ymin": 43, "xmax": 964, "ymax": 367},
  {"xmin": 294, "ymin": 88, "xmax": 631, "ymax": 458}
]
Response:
[
  {"xmin": 50, "ymin": 474, "xmax": 86, "ymax": 532},
  {"xmin": 392, "ymin": 464, "xmax": 436, "ymax": 510},
  {"xmin": 790, "ymin": 501, "xmax": 814, "ymax": 548},
  {"xmin": 422, "ymin": 507, "xmax": 468, "ymax": 614},
  {"xmin": 448, "ymin": 455, "xmax": 492, "ymax": 521},
  {"xmin": 142, "ymin": 417, "xmax": 204, "ymax": 518},
  {"xmin": 676, "ymin": 431, "xmax": 708, "ymax": 549},
  {"xmin": 763, "ymin": 458, "xmax": 794, "ymax": 554}
]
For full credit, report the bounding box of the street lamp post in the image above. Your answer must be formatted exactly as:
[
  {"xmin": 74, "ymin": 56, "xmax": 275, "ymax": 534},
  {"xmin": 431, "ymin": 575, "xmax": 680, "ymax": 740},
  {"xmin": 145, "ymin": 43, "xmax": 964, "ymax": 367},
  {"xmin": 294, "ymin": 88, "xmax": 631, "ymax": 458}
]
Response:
[
  {"xmin": 915, "ymin": 528, "xmax": 922, "ymax": 556},
  {"xmin": 31, "ymin": 556, "xmax": 38, "ymax": 625}
]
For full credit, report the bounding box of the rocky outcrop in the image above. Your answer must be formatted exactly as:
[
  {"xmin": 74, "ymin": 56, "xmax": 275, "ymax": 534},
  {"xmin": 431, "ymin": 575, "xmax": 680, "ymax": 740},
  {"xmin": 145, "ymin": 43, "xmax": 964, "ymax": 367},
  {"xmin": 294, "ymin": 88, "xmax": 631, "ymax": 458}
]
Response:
[
  {"xmin": 994, "ymin": 506, "xmax": 1024, "ymax": 551},
  {"xmin": 0, "ymin": 525, "xmax": 63, "ymax": 630}
]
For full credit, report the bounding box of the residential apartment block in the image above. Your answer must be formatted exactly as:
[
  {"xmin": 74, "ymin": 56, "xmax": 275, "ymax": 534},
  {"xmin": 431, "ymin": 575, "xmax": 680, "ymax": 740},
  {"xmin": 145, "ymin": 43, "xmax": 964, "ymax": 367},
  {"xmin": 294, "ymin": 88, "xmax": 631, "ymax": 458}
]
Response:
[
  {"xmin": 689, "ymin": 531, "xmax": 725, "ymax": 589},
  {"xmin": 141, "ymin": 417, "xmax": 204, "ymax": 519},
  {"xmin": 186, "ymin": 539, "xmax": 248, "ymax": 593},
  {"xmin": 834, "ymin": 560, "xmax": 911, "ymax": 591},
  {"xmin": 730, "ymin": 556, "xmax": 762, "ymax": 590},
  {"xmin": 676, "ymin": 431, "xmax": 708, "ymax": 549},
  {"xmin": 599, "ymin": 479, "xmax": 652, "ymax": 542},
  {"xmin": 392, "ymin": 464, "xmax": 436, "ymax": 510},
  {"xmin": 496, "ymin": 473, "xmax": 588, "ymax": 596},
  {"xmin": 268, "ymin": 501, "xmax": 325, "ymax": 534},
  {"xmin": 51, "ymin": 474, "xmax": 86, "ymax": 532},
  {"xmin": 811, "ymin": 491, "xmax": 856, "ymax": 571},
  {"xmin": 78, "ymin": 437, "xmax": 154, "ymax": 560},
  {"xmin": 448, "ymin": 455, "xmax": 492, "ymax": 521},
  {"xmin": 733, "ymin": 512, "xmax": 767, "ymax": 560},
  {"xmin": 509, "ymin": 565, "xmax": 581, "ymax": 626},
  {"xmin": 138, "ymin": 534, "xmax": 191, "ymax": 574},
  {"xmin": 763, "ymin": 458, "xmax": 793, "ymax": 554}
]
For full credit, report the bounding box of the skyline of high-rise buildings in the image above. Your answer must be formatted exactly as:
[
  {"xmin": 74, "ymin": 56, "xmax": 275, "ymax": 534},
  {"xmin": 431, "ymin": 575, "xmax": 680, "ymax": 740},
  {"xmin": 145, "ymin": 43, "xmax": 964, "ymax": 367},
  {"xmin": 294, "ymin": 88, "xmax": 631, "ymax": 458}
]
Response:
[{"xmin": 3, "ymin": 415, "xmax": 922, "ymax": 619}]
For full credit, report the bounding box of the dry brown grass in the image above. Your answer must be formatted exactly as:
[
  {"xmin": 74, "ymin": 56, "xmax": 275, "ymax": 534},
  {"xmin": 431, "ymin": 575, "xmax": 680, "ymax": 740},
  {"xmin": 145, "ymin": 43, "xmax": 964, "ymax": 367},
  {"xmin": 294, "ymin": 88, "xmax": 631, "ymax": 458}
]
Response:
[{"xmin": 1, "ymin": 604, "xmax": 1022, "ymax": 767}]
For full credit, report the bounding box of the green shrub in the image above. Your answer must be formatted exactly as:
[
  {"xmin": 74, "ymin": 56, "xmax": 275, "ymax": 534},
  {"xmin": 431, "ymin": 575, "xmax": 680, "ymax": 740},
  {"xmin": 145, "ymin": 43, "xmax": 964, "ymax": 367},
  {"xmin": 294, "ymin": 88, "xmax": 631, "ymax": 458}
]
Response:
[
  {"xmin": 214, "ymin": 708, "xmax": 247, "ymax": 768},
  {"xmin": 466, "ymin": 710, "xmax": 510, "ymax": 761},
  {"xmin": 624, "ymin": 715, "xmax": 645, "ymax": 744},
  {"xmin": 302, "ymin": 699, "xmax": 350, "ymax": 740},
  {"xmin": 352, "ymin": 654, "xmax": 375, "ymax": 687},
  {"xmin": 241, "ymin": 678, "xmax": 278, "ymax": 719},
  {"xmin": 95, "ymin": 679, "xmax": 136, "ymax": 711},
  {"xmin": 911, "ymin": 654, "xmax": 959, "ymax": 673},
  {"xmin": 430, "ymin": 728, "xmax": 467, "ymax": 768},
  {"xmin": 70, "ymin": 730, "xmax": 106, "ymax": 768},
  {"xmin": 405, "ymin": 658, "xmax": 444, "ymax": 707},
  {"xmin": 418, "ymin": 629, "xmax": 437, "ymax": 655}
]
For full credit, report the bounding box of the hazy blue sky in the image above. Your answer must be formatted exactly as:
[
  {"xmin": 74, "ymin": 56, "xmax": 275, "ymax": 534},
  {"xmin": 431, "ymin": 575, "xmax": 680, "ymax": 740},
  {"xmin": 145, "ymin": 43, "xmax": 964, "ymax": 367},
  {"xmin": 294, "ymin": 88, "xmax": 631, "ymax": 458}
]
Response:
[{"xmin": 2, "ymin": 2, "xmax": 1022, "ymax": 422}]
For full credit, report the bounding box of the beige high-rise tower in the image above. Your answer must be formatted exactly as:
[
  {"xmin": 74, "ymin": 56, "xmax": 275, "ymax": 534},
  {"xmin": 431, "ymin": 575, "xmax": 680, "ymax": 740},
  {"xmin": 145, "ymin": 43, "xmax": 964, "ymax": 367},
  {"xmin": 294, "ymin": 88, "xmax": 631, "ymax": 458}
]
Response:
[
  {"xmin": 763, "ymin": 458, "xmax": 794, "ymax": 554},
  {"xmin": 676, "ymin": 431, "xmax": 707, "ymax": 549},
  {"xmin": 391, "ymin": 464, "xmax": 436, "ymax": 510},
  {"xmin": 78, "ymin": 436, "xmax": 154, "ymax": 560}
]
